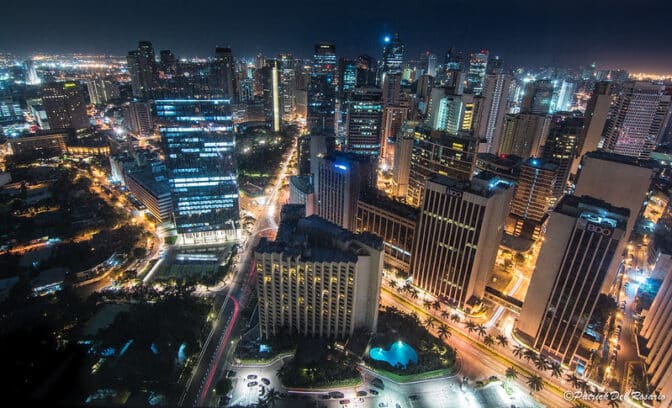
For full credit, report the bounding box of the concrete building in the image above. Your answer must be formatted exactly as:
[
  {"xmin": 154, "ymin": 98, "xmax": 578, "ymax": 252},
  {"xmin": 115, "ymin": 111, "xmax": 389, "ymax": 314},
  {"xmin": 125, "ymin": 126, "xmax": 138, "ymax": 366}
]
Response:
[
  {"xmin": 474, "ymin": 153, "xmax": 522, "ymax": 183},
  {"xmin": 355, "ymin": 191, "xmax": 419, "ymax": 274},
  {"xmin": 475, "ymin": 70, "xmax": 512, "ymax": 154},
  {"xmin": 407, "ymin": 127, "xmax": 478, "ymax": 207},
  {"xmin": 256, "ymin": 208, "xmax": 383, "ymax": 339},
  {"xmin": 572, "ymin": 81, "xmax": 613, "ymax": 175},
  {"xmin": 122, "ymin": 102, "xmax": 153, "ymax": 136},
  {"xmin": 392, "ymin": 121, "xmax": 418, "ymax": 199},
  {"xmin": 9, "ymin": 130, "xmax": 68, "ymax": 158},
  {"xmin": 344, "ymin": 88, "xmax": 383, "ymax": 156},
  {"xmin": 604, "ymin": 81, "xmax": 671, "ymax": 159},
  {"xmin": 314, "ymin": 153, "xmax": 376, "ymax": 230},
  {"xmin": 574, "ymin": 151, "xmax": 655, "ymax": 285},
  {"xmin": 508, "ymin": 158, "xmax": 557, "ymax": 240},
  {"xmin": 516, "ymin": 195, "xmax": 628, "ymax": 368},
  {"xmin": 411, "ymin": 172, "xmax": 514, "ymax": 310},
  {"xmin": 288, "ymin": 175, "xmax": 314, "ymax": 215},
  {"xmin": 41, "ymin": 81, "xmax": 89, "ymax": 130},
  {"xmin": 541, "ymin": 112, "xmax": 583, "ymax": 198},
  {"xmin": 498, "ymin": 113, "xmax": 550, "ymax": 158},
  {"xmin": 125, "ymin": 167, "xmax": 172, "ymax": 223},
  {"xmin": 380, "ymin": 106, "xmax": 408, "ymax": 166}
]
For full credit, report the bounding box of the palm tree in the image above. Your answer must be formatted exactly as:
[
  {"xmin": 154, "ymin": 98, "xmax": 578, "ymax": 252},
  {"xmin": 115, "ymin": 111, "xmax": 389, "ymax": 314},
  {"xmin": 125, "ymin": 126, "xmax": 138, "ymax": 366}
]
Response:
[
  {"xmin": 527, "ymin": 374, "xmax": 544, "ymax": 393},
  {"xmin": 464, "ymin": 320, "xmax": 476, "ymax": 333},
  {"xmin": 513, "ymin": 345, "xmax": 525, "ymax": 359},
  {"xmin": 496, "ymin": 334, "xmax": 509, "ymax": 348},
  {"xmin": 483, "ymin": 334, "xmax": 495, "ymax": 347},
  {"xmin": 438, "ymin": 324, "xmax": 451, "ymax": 340},
  {"xmin": 565, "ymin": 373, "xmax": 580, "ymax": 389},
  {"xmin": 450, "ymin": 313, "xmax": 461, "ymax": 324},
  {"xmin": 505, "ymin": 367, "xmax": 518, "ymax": 382},
  {"xmin": 476, "ymin": 324, "xmax": 487, "ymax": 338},
  {"xmin": 423, "ymin": 300, "xmax": 432, "ymax": 310},
  {"xmin": 389, "ymin": 280, "xmax": 397, "ymax": 289},
  {"xmin": 432, "ymin": 300, "xmax": 441, "ymax": 310},
  {"xmin": 607, "ymin": 398, "xmax": 621, "ymax": 408},
  {"xmin": 262, "ymin": 388, "xmax": 280, "ymax": 407},
  {"xmin": 441, "ymin": 310, "xmax": 450, "ymax": 320},
  {"xmin": 523, "ymin": 349, "xmax": 537, "ymax": 362},
  {"xmin": 572, "ymin": 403, "xmax": 589, "ymax": 408},
  {"xmin": 534, "ymin": 355, "xmax": 549, "ymax": 371},
  {"xmin": 548, "ymin": 361, "xmax": 562, "ymax": 378},
  {"xmin": 410, "ymin": 289, "xmax": 419, "ymax": 299},
  {"xmin": 424, "ymin": 316, "xmax": 436, "ymax": 329}
]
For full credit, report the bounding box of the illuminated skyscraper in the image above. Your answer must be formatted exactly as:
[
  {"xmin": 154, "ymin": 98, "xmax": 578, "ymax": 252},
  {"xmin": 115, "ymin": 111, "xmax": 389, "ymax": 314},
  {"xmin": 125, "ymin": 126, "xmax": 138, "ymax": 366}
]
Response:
[
  {"xmin": 466, "ymin": 51, "xmax": 489, "ymax": 95},
  {"xmin": 344, "ymin": 88, "xmax": 383, "ymax": 156},
  {"xmin": 572, "ymin": 81, "xmax": 613, "ymax": 175},
  {"xmin": 41, "ymin": 81, "xmax": 89, "ymax": 130},
  {"xmin": 308, "ymin": 43, "xmax": 337, "ymax": 132},
  {"xmin": 475, "ymin": 69, "xmax": 512, "ymax": 153},
  {"xmin": 516, "ymin": 195, "xmax": 628, "ymax": 368},
  {"xmin": 256, "ymin": 207, "xmax": 383, "ymax": 340},
  {"xmin": 521, "ymin": 79, "xmax": 554, "ymax": 115},
  {"xmin": 338, "ymin": 58, "xmax": 357, "ymax": 99},
  {"xmin": 498, "ymin": 113, "xmax": 550, "ymax": 158},
  {"xmin": 508, "ymin": 158, "xmax": 557, "ymax": 240},
  {"xmin": 127, "ymin": 41, "xmax": 158, "ymax": 99},
  {"xmin": 603, "ymin": 80, "xmax": 671, "ymax": 158},
  {"xmin": 541, "ymin": 113, "xmax": 582, "ymax": 198},
  {"xmin": 156, "ymin": 99, "xmax": 239, "ymax": 244},
  {"xmin": 412, "ymin": 173, "xmax": 513, "ymax": 310},
  {"xmin": 381, "ymin": 33, "xmax": 405, "ymax": 76},
  {"xmin": 210, "ymin": 47, "xmax": 237, "ymax": 101},
  {"xmin": 355, "ymin": 54, "xmax": 377, "ymax": 87}
]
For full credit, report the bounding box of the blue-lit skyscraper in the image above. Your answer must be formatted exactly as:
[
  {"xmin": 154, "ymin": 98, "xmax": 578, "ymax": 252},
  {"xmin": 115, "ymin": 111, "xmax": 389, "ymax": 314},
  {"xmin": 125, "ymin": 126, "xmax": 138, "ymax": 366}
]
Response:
[
  {"xmin": 381, "ymin": 33, "xmax": 405, "ymax": 76},
  {"xmin": 156, "ymin": 99, "xmax": 239, "ymax": 245},
  {"xmin": 308, "ymin": 43, "xmax": 337, "ymax": 133}
]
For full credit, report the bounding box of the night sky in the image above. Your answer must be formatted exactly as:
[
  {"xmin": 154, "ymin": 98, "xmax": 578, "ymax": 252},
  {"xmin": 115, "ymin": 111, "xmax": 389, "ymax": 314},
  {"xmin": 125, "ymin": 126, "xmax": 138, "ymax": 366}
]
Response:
[{"xmin": 2, "ymin": 0, "xmax": 671, "ymax": 73}]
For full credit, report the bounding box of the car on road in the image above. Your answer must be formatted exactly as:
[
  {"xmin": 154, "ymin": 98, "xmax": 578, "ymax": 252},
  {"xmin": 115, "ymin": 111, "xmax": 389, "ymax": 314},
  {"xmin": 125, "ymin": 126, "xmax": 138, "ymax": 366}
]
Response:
[
  {"xmin": 356, "ymin": 391, "xmax": 367, "ymax": 397},
  {"xmin": 340, "ymin": 400, "xmax": 350, "ymax": 405},
  {"xmin": 225, "ymin": 370, "xmax": 236, "ymax": 378},
  {"xmin": 319, "ymin": 394, "xmax": 330, "ymax": 399},
  {"xmin": 261, "ymin": 377, "xmax": 270, "ymax": 385},
  {"xmin": 371, "ymin": 378, "xmax": 384, "ymax": 389},
  {"xmin": 378, "ymin": 403, "xmax": 388, "ymax": 407},
  {"xmin": 247, "ymin": 381, "xmax": 258, "ymax": 387},
  {"xmin": 329, "ymin": 391, "xmax": 345, "ymax": 399},
  {"xmin": 247, "ymin": 374, "xmax": 258, "ymax": 379},
  {"xmin": 369, "ymin": 389, "xmax": 379, "ymax": 395}
]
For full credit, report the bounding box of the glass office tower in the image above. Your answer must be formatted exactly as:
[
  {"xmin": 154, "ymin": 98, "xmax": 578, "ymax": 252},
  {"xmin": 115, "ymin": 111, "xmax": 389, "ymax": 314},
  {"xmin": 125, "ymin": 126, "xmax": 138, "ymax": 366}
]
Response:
[{"xmin": 156, "ymin": 99, "xmax": 240, "ymax": 244}]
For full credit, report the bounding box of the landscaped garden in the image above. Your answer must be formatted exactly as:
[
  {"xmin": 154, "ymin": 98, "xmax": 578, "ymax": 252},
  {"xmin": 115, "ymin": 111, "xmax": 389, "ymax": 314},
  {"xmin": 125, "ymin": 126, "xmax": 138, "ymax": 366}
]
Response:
[{"xmin": 278, "ymin": 338, "xmax": 361, "ymax": 388}]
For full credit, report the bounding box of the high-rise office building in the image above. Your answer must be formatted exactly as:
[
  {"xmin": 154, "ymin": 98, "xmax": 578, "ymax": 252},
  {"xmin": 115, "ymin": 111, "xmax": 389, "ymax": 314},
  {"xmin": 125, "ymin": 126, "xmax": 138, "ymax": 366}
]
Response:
[
  {"xmin": 541, "ymin": 112, "xmax": 583, "ymax": 198},
  {"xmin": 516, "ymin": 195, "xmax": 628, "ymax": 367},
  {"xmin": 355, "ymin": 191, "xmax": 418, "ymax": 274},
  {"xmin": 314, "ymin": 152, "xmax": 376, "ymax": 230},
  {"xmin": 573, "ymin": 151, "xmax": 655, "ymax": 284},
  {"xmin": 159, "ymin": 49, "xmax": 177, "ymax": 78},
  {"xmin": 508, "ymin": 158, "xmax": 557, "ymax": 240},
  {"xmin": 572, "ymin": 81, "xmax": 613, "ymax": 175},
  {"xmin": 86, "ymin": 77, "xmax": 119, "ymax": 105},
  {"xmin": 355, "ymin": 54, "xmax": 377, "ymax": 88},
  {"xmin": 127, "ymin": 41, "xmax": 158, "ymax": 99},
  {"xmin": 122, "ymin": 101, "xmax": 153, "ymax": 135},
  {"xmin": 24, "ymin": 59, "xmax": 40, "ymax": 85},
  {"xmin": 551, "ymin": 80, "xmax": 575, "ymax": 113},
  {"xmin": 498, "ymin": 113, "xmax": 550, "ymax": 158},
  {"xmin": 210, "ymin": 47, "xmax": 237, "ymax": 101},
  {"xmin": 308, "ymin": 43, "xmax": 337, "ymax": 133},
  {"xmin": 41, "ymin": 81, "xmax": 89, "ymax": 130},
  {"xmin": 521, "ymin": 80, "xmax": 554, "ymax": 115},
  {"xmin": 392, "ymin": 121, "xmax": 418, "ymax": 199},
  {"xmin": 381, "ymin": 73, "xmax": 402, "ymax": 107},
  {"xmin": 419, "ymin": 51, "xmax": 437, "ymax": 77},
  {"xmin": 256, "ymin": 207, "xmax": 383, "ymax": 339},
  {"xmin": 380, "ymin": 106, "xmax": 408, "ymax": 166},
  {"xmin": 338, "ymin": 57, "xmax": 357, "ymax": 99},
  {"xmin": 603, "ymin": 81, "xmax": 671, "ymax": 158},
  {"xmin": 271, "ymin": 61, "xmax": 281, "ymax": 131},
  {"xmin": 475, "ymin": 153, "xmax": 523, "ymax": 183},
  {"xmin": 381, "ymin": 33, "xmax": 405, "ymax": 76},
  {"xmin": 412, "ymin": 172, "xmax": 513, "ymax": 310},
  {"xmin": 640, "ymin": 248, "xmax": 672, "ymax": 400},
  {"xmin": 466, "ymin": 51, "xmax": 489, "ymax": 95},
  {"xmin": 277, "ymin": 53, "xmax": 296, "ymax": 121},
  {"xmin": 156, "ymin": 99, "xmax": 239, "ymax": 244},
  {"xmin": 344, "ymin": 88, "xmax": 383, "ymax": 156},
  {"xmin": 427, "ymin": 88, "xmax": 467, "ymax": 134},
  {"xmin": 407, "ymin": 127, "xmax": 478, "ymax": 207},
  {"xmin": 475, "ymin": 69, "xmax": 512, "ymax": 153}
]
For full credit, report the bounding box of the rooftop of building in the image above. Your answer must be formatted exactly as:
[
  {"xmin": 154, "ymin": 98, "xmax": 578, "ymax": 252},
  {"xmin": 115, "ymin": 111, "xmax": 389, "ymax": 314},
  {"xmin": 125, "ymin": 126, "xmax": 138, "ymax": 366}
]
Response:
[
  {"xmin": 358, "ymin": 190, "xmax": 419, "ymax": 221},
  {"xmin": 522, "ymin": 157, "xmax": 558, "ymax": 172},
  {"xmin": 126, "ymin": 167, "xmax": 171, "ymax": 197},
  {"xmin": 256, "ymin": 210, "xmax": 383, "ymax": 263},
  {"xmin": 428, "ymin": 171, "xmax": 513, "ymax": 198},
  {"xmin": 477, "ymin": 153, "xmax": 524, "ymax": 168},
  {"xmin": 289, "ymin": 175, "xmax": 313, "ymax": 194},
  {"xmin": 583, "ymin": 150, "xmax": 656, "ymax": 169},
  {"xmin": 555, "ymin": 195, "xmax": 630, "ymax": 229}
]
